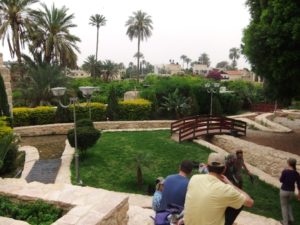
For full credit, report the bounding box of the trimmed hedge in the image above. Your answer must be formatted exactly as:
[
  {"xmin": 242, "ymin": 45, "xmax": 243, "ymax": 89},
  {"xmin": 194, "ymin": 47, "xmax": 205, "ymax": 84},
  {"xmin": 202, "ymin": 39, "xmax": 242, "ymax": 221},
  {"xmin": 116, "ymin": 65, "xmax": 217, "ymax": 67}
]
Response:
[
  {"xmin": 13, "ymin": 107, "xmax": 56, "ymax": 127},
  {"xmin": 68, "ymin": 102, "xmax": 107, "ymax": 121},
  {"xmin": 118, "ymin": 99, "xmax": 152, "ymax": 120}
]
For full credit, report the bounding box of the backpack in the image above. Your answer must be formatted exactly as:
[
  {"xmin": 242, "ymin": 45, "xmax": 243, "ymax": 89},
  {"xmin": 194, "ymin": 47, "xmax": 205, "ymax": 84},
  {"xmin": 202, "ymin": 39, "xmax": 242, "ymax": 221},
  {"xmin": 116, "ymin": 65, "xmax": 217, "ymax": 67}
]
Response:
[{"xmin": 154, "ymin": 204, "xmax": 184, "ymax": 225}]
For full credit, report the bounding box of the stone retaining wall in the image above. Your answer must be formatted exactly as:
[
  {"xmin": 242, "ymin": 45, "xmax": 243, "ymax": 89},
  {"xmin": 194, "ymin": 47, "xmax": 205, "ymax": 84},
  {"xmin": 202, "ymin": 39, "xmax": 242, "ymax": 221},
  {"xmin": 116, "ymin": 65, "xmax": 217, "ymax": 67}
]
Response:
[{"xmin": 14, "ymin": 120, "xmax": 173, "ymax": 137}]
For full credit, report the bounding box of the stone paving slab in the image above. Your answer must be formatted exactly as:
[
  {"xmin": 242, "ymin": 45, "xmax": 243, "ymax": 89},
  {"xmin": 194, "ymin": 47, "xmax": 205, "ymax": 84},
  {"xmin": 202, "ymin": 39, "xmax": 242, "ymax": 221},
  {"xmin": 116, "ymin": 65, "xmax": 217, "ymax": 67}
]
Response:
[
  {"xmin": 26, "ymin": 159, "xmax": 62, "ymax": 184},
  {"xmin": 18, "ymin": 146, "xmax": 39, "ymax": 179}
]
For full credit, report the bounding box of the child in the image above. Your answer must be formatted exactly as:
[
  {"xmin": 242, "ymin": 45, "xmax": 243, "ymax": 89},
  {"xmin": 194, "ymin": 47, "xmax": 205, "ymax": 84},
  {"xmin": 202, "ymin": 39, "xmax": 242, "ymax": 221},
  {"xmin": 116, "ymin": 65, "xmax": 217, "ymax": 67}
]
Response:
[{"xmin": 152, "ymin": 177, "xmax": 164, "ymax": 212}]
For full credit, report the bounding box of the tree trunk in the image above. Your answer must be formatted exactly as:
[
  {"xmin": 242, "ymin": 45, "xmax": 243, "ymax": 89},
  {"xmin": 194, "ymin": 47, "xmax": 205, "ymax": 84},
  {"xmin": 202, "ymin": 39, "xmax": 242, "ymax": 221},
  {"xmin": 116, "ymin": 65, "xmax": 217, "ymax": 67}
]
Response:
[
  {"xmin": 137, "ymin": 165, "xmax": 143, "ymax": 188},
  {"xmin": 96, "ymin": 26, "xmax": 99, "ymax": 61},
  {"xmin": 137, "ymin": 33, "xmax": 141, "ymax": 83}
]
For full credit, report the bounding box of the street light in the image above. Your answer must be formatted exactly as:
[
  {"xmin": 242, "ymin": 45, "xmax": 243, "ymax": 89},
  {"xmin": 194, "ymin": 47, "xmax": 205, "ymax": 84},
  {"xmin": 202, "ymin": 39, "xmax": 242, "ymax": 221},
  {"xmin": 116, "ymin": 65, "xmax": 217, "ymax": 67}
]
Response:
[
  {"xmin": 205, "ymin": 82, "xmax": 220, "ymax": 116},
  {"xmin": 79, "ymin": 86, "xmax": 99, "ymax": 119},
  {"xmin": 51, "ymin": 86, "xmax": 98, "ymax": 185}
]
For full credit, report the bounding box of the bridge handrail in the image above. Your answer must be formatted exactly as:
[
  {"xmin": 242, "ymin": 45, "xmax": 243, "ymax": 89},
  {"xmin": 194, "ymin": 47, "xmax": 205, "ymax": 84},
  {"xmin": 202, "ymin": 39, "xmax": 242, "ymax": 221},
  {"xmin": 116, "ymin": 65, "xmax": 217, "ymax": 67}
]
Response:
[{"xmin": 171, "ymin": 115, "xmax": 247, "ymax": 142}]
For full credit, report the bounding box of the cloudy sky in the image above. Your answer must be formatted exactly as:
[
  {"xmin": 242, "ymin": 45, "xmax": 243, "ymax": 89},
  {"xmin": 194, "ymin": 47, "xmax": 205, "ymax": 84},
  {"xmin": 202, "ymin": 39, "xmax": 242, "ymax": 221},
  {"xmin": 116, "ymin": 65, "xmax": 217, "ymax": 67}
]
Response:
[{"xmin": 1, "ymin": 0, "xmax": 251, "ymax": 68}]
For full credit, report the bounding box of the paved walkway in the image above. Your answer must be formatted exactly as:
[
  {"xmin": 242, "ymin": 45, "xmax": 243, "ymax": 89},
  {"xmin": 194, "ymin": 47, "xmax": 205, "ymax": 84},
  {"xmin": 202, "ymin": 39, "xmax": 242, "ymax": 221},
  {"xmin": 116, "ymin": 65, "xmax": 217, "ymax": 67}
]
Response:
[{"xmin": 25, "ymin": 159, "xmax": 62, "ymax": 184}]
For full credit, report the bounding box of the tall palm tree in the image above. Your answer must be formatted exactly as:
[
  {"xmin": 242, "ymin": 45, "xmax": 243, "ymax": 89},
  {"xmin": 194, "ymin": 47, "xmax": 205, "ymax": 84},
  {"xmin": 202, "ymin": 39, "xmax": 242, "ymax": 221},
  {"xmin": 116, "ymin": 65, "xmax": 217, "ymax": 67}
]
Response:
[
  {"xmin": 229, "ymin": 47, "xmax": 240, "ymax": 69},
  {"xmin": 29, "ymin": 3, "xmax": 80, "ymax": 68},
  {"xmin": 89, "ymin": 14, "xmax": 106, "ymax": 61},
  {"xmin": 82, "ymin": 55, "xmax": 102, "ymax": 77},
  {"xmin": 125, "ymin": 10, "xmax": 153, "ymax": 82},
  {"xmin": 0, "ymin": 0, "xmax": 38, "ymax": 63},
  {"xmin": 185, "ymin": 57, "xmax": 191, "ymax": 69},
  {"xmin": 180, "ymin": 55, "xmax": 187, "ymax": 69}
]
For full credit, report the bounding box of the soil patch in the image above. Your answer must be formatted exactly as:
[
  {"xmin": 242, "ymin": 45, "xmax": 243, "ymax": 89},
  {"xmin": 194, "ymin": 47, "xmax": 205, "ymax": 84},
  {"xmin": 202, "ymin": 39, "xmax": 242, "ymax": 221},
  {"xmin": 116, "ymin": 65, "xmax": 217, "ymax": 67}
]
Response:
[
  {"xmin": 242, "ymin": 117, "xmax": 300, "ymax": 156},
  {"xmin": 20, "ymin": 135, "xmax": 66, "ymax": 160}
]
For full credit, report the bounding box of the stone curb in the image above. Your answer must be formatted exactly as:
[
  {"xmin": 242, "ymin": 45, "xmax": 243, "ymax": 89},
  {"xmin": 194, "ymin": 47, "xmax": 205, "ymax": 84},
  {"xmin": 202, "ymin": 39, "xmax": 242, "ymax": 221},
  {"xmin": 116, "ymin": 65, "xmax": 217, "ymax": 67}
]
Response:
[
  {"xmin": 255, "ymin": 113, "xmax": 292, "ymax": 132},
  {"xmin": 18, "ymin": 146, "xmax": 39, "ymax": 179}
]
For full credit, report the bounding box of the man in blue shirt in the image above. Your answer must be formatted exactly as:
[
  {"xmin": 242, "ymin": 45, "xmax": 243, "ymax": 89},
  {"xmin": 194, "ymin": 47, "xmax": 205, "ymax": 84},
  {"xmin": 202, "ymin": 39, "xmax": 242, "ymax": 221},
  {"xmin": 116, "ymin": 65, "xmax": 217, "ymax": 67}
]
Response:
[{"xmin": 160, "ymin": 160, "xmax": 194, "ymax": 210}]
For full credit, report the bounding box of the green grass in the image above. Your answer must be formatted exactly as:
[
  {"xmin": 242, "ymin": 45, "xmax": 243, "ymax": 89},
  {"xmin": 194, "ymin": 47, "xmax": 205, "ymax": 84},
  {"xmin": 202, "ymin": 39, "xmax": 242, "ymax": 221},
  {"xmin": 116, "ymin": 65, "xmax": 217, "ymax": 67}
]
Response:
[
  {"xmin": 72, "ymin": 130, "xmax": 211, "ymax": 193},
  {"xmin": 72, "ymin": 130, "xmax": 300, "ymax": 221}
]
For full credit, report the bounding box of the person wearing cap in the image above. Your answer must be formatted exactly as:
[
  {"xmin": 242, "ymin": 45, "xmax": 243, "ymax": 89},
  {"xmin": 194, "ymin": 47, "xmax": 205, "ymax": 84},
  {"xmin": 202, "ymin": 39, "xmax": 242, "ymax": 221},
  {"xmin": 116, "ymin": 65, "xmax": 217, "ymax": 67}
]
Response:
[
  {"xmin": 279, "ymin": 158, "xmax": 300, "ymax": 225},
  {"xmin": 235, "ymin": 150, "xmax": 251, "ymax": 189},
  {"xmin": 184, "ymin": 153, "xmax": 254, "ymax": 225},
  {"xmin": 159, "ymin": 160, "xmax": 194, "ymax": 211},
  {"xmin": 152, "ymin": 177, "xmax": 164, "ymax": 212}
]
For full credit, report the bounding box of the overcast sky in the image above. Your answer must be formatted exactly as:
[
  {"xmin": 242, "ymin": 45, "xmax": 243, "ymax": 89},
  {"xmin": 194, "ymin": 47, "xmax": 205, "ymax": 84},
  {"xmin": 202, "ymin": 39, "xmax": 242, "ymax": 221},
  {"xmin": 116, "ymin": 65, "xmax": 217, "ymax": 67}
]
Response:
[{"xmin": 1, "ymin": 0, "xmax": 251, "ymax": 69}]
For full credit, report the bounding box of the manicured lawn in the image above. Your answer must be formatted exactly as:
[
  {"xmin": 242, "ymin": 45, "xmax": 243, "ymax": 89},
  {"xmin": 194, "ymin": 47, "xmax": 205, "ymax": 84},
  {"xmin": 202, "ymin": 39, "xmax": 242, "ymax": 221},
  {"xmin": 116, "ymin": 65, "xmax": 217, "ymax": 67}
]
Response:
[
  {"xmin": 72, "ymin": 130, "xmax": 211, "ymax": 194},
  {"xmin": 71, "ymin": 130, "xmax": 300, "ymax": 221}
]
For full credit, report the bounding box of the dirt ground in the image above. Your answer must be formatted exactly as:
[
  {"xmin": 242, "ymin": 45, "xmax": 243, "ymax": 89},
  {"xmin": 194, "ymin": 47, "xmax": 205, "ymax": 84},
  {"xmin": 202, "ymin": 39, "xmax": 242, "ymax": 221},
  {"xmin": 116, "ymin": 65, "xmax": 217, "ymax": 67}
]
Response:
[
  {"xmin": 242, "ymin": 116, "xmax": 300, "ymax": 156},
  {"xmin": 20, "ymin": 135, "xmax": 67, "ymax": 160}
]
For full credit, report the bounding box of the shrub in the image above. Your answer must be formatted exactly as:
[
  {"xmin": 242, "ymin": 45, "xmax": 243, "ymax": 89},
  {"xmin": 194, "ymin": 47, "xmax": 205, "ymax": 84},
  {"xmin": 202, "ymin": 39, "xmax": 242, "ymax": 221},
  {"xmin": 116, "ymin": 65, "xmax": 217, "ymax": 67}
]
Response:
[
  {"xmin": 106, "ymin": 85, "xmax": 119, "ymax": 120},
  {"xmin": 0, "ymin": 134, "xmax": 18, "ymax": 175},
  {"xmin": 0, "ymin": 196, "xmax": 62, "ymax": 225},
  {"xmin": 0, "ymin": 117, "xmax": 12, "ymax": 139},
  {"xmin": 118, "ymin": 99, "xmax": 152, "ymax": 120},
  {"xmin": 30, "ymin": 106, "xmax": 56, "ymax": 125},
  {"xmin": 13, "ymin": 106, "xmax": 56, "ymax": 126},
  {"xmin": 219, "ymin": 93, "xmax": 242, "ymax": 114},
  {"xmin": 0, "ymin": 73, "xmax": 10, "ymax": 117},
  {"xmin": 13, "ymin": 107, "xmax": 32, "ymax": 126},
  {"xmin": 76, "ymin": 118, "xmax": 94, "ymax": 128},
  {"xmin": 67, "ymin": 126, "xmax": 101, "ymax": 154}
]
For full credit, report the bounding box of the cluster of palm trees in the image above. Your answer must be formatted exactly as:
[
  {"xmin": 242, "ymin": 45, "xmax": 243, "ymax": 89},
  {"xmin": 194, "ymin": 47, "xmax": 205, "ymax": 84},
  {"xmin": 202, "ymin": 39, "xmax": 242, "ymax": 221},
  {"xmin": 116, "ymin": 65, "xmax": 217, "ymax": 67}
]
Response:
[
  {"xmin": 0, "ymin": 0, "xmax": 80, "ymax": 68},
  {"xmin": 180, "ymin": 53, "xmax": 210, "ymax": 70}
]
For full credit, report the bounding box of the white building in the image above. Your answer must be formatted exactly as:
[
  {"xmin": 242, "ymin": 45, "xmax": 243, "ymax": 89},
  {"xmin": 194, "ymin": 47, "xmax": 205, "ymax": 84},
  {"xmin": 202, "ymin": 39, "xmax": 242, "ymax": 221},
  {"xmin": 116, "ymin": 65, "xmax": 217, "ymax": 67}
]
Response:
[{"xmin": 192, "ymin": 64, "xmax": 209, "ymax": 75}]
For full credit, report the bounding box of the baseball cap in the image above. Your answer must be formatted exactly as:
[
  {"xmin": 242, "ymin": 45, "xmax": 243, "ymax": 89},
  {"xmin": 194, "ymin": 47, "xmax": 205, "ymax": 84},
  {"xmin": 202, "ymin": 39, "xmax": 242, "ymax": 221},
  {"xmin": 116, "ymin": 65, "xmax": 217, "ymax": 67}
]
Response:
[{"xmin": 207, "ymin": 153, "xmax": 225, "ymax": 167}]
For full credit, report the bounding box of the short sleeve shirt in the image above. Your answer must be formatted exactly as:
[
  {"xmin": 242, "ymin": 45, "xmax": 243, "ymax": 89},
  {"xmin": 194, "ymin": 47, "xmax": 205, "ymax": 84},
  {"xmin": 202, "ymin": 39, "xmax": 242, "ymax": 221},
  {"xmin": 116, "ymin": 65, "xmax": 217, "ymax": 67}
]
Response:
[{"xmin": 184, "ymin": 174, "xmax": 246, "ymax": 225}]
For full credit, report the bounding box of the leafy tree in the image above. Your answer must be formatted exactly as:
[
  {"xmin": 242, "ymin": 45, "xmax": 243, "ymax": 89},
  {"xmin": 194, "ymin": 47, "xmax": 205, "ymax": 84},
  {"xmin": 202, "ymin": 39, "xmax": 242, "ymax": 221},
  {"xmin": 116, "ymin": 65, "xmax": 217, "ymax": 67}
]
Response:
[
  {"xmin": 180, "ymin": 55, "xmax": 187, "ymax": 68},
  {"xmin": 89, "ymin": 14, "xmax": 106, "ymax": 61},
  {"xmin": 216, "ymin": 61, "xmax": 230, "ymax": 69},
  {"xmin": 0, "ymin": 74, "xmax": 10, "ymax": 117},
  {"xmin": 28, "ymin": 3, "xmax": 80, "ymax": 68},
  {"xmin": 101, "ymin": 60, "xmax": 119, "ymax": 82},
  {"xmin": 0, "ymin": 0, "xmax": 38, "ymax": 64},
  {"xmin": 125, "ymin": 10, "xmax": 153, "ymax": 82},
  {"xmin": 242, "ymin": 0, "xmax": 300, "ymax": 103},
  {"xmin": 198, "ymin": 53, "xmax": 210, "ymax": 66},
  {"xmin": 106, "ymin": 85, "xmax": 119, "ymax": 120},
  {"xmin": 229, "ymin": 48, "xmax": 240, "ymax": 69}
]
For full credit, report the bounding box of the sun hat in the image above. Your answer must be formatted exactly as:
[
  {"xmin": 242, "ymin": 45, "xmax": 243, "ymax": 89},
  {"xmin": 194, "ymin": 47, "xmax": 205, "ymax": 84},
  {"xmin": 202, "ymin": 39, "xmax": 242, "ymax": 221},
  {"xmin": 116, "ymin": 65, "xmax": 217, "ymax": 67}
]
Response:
[{"xmin": 207, "ymin": 153, "xmax": 225, "ymax": 167}]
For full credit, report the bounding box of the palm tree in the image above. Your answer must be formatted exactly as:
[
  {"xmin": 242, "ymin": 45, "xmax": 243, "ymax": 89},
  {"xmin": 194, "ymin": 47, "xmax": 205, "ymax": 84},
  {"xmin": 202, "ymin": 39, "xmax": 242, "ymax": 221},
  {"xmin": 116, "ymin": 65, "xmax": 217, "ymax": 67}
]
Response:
[
  {"xmin": 198, "ymin": 53, "xmax": 210, "ymax": 66},
  {"xmin": 180, "ymin": 55, "xmax": 187, "ymax": 69},
  {"xmin": 185, "ymin": 57, "xmax": 191, "ymax": 69},
  {"xmin": 229, "ymin": 48, "xmax": 240, "ymax": 69},
  {"xmin": 89, "ymin": 14, "xmax": 106, "ymax": 61},
  {"xmin": 125, "ymin": 10, "xmax": 153, "ymax": 82},
  {"xmin": 0, "ymin": 0, "xmax": 38, "ymax": 63},
  {"xmin": 82, "ymin": 55, "xmax": 102, "ymax": 77},
  {"xmin": 29, "ymin": 3, "xmax": 80, "ymax": 68}
]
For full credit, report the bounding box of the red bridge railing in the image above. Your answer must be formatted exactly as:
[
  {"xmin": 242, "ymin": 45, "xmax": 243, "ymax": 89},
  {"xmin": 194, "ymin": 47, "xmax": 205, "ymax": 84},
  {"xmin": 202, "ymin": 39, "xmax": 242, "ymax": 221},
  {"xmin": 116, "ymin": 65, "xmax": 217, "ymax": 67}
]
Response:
[{"xmin": 171, "ymin": 115, "xmax": 247, "ymax": 142}]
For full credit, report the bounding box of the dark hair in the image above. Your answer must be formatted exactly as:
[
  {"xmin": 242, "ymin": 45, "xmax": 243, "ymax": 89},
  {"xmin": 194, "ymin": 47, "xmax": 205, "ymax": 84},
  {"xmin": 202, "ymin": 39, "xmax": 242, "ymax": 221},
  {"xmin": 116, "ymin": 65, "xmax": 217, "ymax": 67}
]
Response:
[
  {"xmin": 180, "ymin": 160, "xmax": 194, "ymax": 175},
  {"xmin": 288, "ymin": 158, "xmax": 297, "ymax": 171},
  {"xmin": 207, "ymin": 165, "xmax": 226, "ymax": 174},
  {"xmin": 236, "ymin": 150, "xmax": 243, "ymax": 155}
]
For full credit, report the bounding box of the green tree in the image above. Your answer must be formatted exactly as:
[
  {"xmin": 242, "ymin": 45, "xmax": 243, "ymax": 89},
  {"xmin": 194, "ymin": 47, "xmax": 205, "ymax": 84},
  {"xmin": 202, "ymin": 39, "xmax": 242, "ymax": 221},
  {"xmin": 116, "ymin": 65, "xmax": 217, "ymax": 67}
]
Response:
[
  {"xmin": 106, "ymin": 85, "xmax": 119, "ymax": 120},
  {"xmin": 229, "ymin": 48, "xmax": 240, "ymax": 69},
  {"xmin": 0, "ymin": 74, "xmax": 10, "ymax": 117},
  {"xmin": 82, "ymin": 55, "xmax": 102, "ymax": 77},
  {"xmin": 89, "ymin": 14, "xmax": 106, "ymax": 61},
  {"xmin": 185, "ymin": 57, "xmax": 191, "ymax": 69},
  {"xmin": 242, "ymin": 0, "xmax": 300, "ymax": 103},
  {"xmin": 29, "ymin": 3, "xmax": 80, "ymax": 68},
  {"xmin": 0, "ymin": 0, "xmax": 38, "ymax": 64},
  {"xmin": 216, "ymin": 61, "xmax": 230, "ymax": 69},
  {"xmin": 198, "ymin": 53, "xmax": 210, "ymax": 67},
  {"xmin": 125, "ymin": 10, "xmax": 153, "ymax": 82}
]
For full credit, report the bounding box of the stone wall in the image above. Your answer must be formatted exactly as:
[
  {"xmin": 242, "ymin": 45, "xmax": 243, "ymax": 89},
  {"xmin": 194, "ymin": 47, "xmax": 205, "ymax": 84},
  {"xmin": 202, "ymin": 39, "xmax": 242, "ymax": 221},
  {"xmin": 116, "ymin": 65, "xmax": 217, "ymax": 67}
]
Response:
[
  {"xmin": 14, "ymin": 120, "xmax": 173, "ymax": 137},
  {"xmin": 0, "ymin": 53, "xmax": 13, "ymax": 116}
]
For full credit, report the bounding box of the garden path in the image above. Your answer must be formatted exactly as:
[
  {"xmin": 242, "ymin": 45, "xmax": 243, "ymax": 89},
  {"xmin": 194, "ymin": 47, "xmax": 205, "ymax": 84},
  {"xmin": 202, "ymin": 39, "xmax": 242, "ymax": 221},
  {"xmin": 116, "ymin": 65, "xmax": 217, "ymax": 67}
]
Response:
[{"xmin": 25, "ymin": 159, "xmax": 62, "ymax": 184}]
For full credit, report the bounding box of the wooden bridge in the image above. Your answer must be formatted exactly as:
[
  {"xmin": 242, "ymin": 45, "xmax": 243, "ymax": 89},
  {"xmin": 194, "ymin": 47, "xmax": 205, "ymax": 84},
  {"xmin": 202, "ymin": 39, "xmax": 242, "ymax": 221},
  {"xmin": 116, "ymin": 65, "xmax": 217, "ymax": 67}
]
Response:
[{"xmin": 171, "ymin": 115, "xmax": 247, "ymax": 143}]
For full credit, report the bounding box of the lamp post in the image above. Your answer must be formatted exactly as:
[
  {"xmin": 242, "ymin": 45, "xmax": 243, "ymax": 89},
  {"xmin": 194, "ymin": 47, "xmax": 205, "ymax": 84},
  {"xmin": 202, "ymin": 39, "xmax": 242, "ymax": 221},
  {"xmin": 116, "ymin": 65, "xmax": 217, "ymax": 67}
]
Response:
[
  {"xmin": 79, "ymin": 86, "xmax": 99, "ymax": 119},
  {"xmin": 51, "ymin": 86, "xmax": 98, "ymax": 185},
  {"xmin": 205, "ymin": 82, "xmax": 220, "ymax": 116}
]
